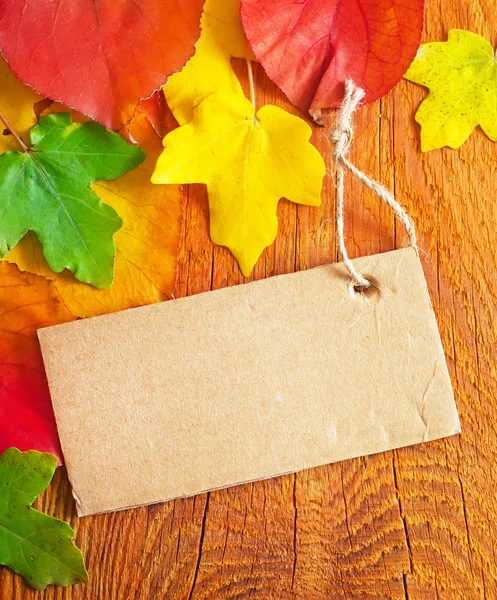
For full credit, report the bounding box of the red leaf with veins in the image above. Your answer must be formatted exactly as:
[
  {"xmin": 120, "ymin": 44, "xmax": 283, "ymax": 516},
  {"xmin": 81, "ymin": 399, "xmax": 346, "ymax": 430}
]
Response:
[
  {"xmin": 0, "ymin": 0, "xmax": 204, "ymax": 130},
  {"xmin": 240, "ymin": 0, "xmax": 424, "ymax": 114}
]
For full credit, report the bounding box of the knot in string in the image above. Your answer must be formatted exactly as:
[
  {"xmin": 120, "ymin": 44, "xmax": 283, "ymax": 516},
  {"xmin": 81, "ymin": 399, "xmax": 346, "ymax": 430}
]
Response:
[
  {"xmin": 331, "ymin": 84, "xmax": 365, "ymax": 160},
  {"xmin": 332, "ymin": 79, "xmax": 417, "ymax": 291}
]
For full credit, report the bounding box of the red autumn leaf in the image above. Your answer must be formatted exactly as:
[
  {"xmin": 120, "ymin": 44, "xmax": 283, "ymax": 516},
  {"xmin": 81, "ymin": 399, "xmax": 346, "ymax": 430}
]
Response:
[
  {"xmin": 0, "ymin": 0, "xmax": 205, "ymax": 130},
  {"xmin": 240, "ymin": 0, "xmax": 424, "ymax": 114},
  {"xmin": 0, "ymin": 263, "xmax": 76, "ymax": 463}
]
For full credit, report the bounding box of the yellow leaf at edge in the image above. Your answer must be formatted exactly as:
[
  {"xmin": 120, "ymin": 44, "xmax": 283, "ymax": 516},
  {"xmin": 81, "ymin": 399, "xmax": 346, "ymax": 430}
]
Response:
[
  {"xmin": 2, "ymin": 57, "xmax": 183, "ymax": 318},
  {"xmin": 164, "ymin": 0, "xmax": 254, "ymax": 126},
  {"xmin": 405, "ymin": 29, "xmax": 497, "ymax": 151},
  {"xmin": 152, "ymin": 92, "xmax": 325, "ymax": 277},
  {"xmin": 0, "ymin": 59, "xmax": 42, "ymax": 153}
]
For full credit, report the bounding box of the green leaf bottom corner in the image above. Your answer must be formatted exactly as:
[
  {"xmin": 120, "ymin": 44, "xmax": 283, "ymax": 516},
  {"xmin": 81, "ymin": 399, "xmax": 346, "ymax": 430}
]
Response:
[{"xmin": 0, "ymin": 448, "xmax": 88, "ymax": 590}]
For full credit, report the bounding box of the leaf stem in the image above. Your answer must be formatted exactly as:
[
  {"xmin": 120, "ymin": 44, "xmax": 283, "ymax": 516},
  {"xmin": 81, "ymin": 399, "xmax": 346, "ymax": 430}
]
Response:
[
  {"xmin": 246, "ymin": 59, "xmax": 256, "ymax": 111},
  {"xmin": 0, "ymin": 110, "xmax": 29, "ymax": 152}
]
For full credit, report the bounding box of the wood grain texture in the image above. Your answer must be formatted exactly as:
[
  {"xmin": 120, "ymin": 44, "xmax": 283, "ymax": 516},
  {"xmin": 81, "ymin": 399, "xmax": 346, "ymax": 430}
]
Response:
[{"xmin": 1, "ymin": 0, "xmax": 496, "ymax": 597}]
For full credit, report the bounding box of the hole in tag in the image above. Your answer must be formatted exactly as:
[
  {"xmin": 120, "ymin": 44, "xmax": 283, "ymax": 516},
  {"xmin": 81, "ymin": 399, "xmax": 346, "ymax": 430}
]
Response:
[{"xmin": 351, "ymin": 275, "xmax": 381, "ymax": 300}]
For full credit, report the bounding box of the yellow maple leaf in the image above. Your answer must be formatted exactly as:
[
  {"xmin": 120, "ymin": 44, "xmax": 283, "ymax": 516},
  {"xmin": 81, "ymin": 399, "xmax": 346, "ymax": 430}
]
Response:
[
  {"xmin": 405, "ymin": 29, "xmax": 497, "ymax": 151},
  {"xmin": 1, "ymin": 58, "xmax": 182, "ymax": 318},
  {"xmin": 152, "ymin": 92, "xmax": 324, "ymax": 276},
  {"xmin": 164, "ymin": 0, "xmax": 254, "ymax": 125}
]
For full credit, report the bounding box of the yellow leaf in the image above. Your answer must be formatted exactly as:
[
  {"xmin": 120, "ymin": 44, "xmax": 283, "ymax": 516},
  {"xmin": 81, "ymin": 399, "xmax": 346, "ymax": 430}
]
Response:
[
  {"xmin": 152, "ymin": 92, "xmax": 324, "ymax": 276},
  {"xmin": 204, "ymin": 0, "xmax": 253, "ymax": 60},
  {"xmin": 405, "ymin": 29, "xmax": 497, "ymax": 151},
  {"xmin": 0, "ymin": 59, "xmax": 42, "ymax": 153},
  {"xmin": 1, "ymin": 57, "xmax": 182, "ymax": 318},
  {"xmin": 164, "ymin": 0, "xmax": 254, "ymax": 125}
]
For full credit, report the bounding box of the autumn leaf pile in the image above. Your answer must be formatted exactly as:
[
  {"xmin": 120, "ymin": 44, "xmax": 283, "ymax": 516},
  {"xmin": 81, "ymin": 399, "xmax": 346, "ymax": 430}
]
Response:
[{"xmin": 6, "ymin": 0, "xmax": 483, "ymax": 590}]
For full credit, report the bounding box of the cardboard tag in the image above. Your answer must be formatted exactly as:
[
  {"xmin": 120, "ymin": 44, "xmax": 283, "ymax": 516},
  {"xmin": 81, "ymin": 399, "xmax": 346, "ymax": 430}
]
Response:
[{"xmin": 38, "ymin": 248, "xmax": 460, "ymax": 517}]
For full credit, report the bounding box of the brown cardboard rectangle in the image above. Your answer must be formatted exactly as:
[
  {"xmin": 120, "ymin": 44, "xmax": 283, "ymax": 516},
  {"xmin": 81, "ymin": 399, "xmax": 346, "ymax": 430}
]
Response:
[{"xmin": 38, "ymin": 247, "xmax": 460, "ymax": 517}]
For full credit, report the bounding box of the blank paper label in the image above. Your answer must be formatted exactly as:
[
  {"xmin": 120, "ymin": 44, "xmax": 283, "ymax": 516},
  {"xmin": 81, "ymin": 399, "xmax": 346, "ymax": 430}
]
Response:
[{"xmin": 39, "ymin": 248, "xmax": 460, "ymax": 516}]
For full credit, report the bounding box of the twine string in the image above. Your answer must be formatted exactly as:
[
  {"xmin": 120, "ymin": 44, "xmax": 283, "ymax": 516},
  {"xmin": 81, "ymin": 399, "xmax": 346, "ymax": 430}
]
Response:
[{"xmin": 331, "ymin": 79, "xmax": 417, "ymax": 290}]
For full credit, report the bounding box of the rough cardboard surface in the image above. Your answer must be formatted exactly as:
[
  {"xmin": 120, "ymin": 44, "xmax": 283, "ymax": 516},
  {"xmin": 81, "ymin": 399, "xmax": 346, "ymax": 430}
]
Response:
[{"xmin": 38, "ymin": 248, "xmax": 460, "ymax": 517}]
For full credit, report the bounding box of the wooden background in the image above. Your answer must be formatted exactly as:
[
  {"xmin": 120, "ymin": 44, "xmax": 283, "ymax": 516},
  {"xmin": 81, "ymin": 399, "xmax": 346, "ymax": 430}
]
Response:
[{"xmin": 2, "ymin": 0, "xmax": 497, "ymax": 598}]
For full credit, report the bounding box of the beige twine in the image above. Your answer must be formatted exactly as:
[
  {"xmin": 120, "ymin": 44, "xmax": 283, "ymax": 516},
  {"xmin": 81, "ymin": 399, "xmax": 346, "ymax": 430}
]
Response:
[{"xmin": 331, "ymin": 79, "xmax": 417, "ymax": 290}]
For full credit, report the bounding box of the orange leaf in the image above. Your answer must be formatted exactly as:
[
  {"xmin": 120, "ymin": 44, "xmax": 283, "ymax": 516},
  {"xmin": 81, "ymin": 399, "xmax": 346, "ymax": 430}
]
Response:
[
  {"xmin": 136, "ymin": 91, "xmax": 166, "ymax": 138},
  {"xmin": 0, "ymin": 263, "xmax": 75, "ymax": 462}
]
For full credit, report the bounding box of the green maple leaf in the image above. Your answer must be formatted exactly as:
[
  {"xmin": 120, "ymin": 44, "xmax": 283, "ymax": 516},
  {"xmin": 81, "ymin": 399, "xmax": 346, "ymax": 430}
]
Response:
[
  {"xmin": 405, "ymin": 29, "xmax": 497, "ymax": 151},
  {"xmin": 0, "ymin": 113, "xmax": 144, "ymax": 288},
  {"xmin": 0, "ymin": 448, "xmax": 88, "ymax": 590}
]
